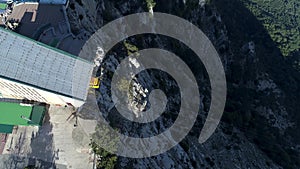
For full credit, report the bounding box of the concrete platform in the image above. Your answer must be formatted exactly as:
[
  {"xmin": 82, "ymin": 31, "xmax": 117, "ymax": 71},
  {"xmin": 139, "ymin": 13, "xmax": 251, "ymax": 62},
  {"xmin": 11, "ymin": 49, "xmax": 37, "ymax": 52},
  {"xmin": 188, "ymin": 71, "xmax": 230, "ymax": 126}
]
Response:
[{"xmin": 0, "ymin": 105, "xmax": 94, "ymax": 169}]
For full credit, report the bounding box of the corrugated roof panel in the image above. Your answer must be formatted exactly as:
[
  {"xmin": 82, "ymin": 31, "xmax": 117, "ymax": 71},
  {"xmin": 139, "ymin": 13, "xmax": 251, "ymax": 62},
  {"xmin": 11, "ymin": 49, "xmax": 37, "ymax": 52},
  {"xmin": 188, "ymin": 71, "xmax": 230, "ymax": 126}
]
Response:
[{"xmin": 0, "ymin": 28, "xmax": 93, "ymax": 100}]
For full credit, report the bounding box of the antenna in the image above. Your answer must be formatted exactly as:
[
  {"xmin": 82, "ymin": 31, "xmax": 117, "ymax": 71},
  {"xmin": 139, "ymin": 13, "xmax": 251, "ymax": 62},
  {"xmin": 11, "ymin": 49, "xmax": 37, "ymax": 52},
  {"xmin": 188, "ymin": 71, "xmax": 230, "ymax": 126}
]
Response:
[{"xmin": 20, "ymin": 115, "xmax": 32, "ymax": 122}]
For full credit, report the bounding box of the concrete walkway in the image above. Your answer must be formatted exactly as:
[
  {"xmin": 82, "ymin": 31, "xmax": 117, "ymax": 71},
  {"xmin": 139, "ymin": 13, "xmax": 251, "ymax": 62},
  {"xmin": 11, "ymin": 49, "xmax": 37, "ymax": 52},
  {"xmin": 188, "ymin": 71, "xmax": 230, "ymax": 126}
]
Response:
[
  {"xmin": 48, "ymin": 106, "xmax": 94, "ymax": 169},
  {"xmin": 0, "ymin": 106, "xmax": 94, "ymax": 169}
]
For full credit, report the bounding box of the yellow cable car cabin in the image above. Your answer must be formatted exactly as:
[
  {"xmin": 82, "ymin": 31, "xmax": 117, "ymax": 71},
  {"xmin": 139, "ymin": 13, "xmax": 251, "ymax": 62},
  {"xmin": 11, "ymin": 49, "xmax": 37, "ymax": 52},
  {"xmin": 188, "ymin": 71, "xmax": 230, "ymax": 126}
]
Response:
[{"xmin": 90, "ymin": 77, "xmax": 100, "ymax": 89}]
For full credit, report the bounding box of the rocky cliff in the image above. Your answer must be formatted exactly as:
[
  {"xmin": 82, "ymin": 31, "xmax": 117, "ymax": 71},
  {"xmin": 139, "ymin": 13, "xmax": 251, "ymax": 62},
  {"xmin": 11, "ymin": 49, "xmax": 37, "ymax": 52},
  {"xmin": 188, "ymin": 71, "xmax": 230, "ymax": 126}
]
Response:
[{"xmin": 67, "ymin": 0, "xmax": 300, "ymax": 168}]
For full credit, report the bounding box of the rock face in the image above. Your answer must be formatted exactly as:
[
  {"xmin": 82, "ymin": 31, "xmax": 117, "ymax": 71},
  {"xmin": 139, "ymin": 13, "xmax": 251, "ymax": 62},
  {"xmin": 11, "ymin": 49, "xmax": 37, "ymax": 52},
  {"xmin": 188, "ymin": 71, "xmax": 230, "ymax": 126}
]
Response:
[{"xmin": 67, "ymin": 0, "xmax": 300, "ymax": 168}]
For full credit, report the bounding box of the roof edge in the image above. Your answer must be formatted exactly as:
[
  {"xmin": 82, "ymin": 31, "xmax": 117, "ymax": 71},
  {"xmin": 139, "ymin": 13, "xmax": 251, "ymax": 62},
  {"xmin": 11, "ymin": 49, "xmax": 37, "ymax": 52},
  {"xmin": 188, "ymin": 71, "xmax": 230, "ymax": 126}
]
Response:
[
  {"xmin": 0, "ymin": 75, "xmax": 86, "ymax": 102},
  {"xmin": 0, "ymin": 27, "xmax": 93, "ymax": 65}
]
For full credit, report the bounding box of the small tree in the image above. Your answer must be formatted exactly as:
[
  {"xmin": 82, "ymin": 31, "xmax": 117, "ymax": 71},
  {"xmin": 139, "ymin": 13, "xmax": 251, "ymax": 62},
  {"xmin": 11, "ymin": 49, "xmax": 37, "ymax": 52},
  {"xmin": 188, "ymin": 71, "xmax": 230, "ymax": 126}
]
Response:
[
  {"xmin": 90, "ymin": 141, "xmax": 117, "ymax": 169},
  {"xmin": 145, "ymin": 0, "xmax": 156, "ymax": 12},
  {"xmin": 123, "ymin": 41, "xmax": 139, "ymax": 57},
  {"xmin": 24, "ymin": 166, "xmax": 37, "ymax": 169},
  {"xmin": 90, "ymin": 124, "xmax": 119, "ymax": 169}
]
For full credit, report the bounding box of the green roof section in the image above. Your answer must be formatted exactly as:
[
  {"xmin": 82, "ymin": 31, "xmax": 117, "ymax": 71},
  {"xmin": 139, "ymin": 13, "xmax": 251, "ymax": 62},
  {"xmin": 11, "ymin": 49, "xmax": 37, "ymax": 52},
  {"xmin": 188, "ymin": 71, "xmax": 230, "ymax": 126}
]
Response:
[
  {"xmin": 0, "ymin": 3, "xmax": 7, "ymax": 10},
  {"xmin": 0, "ymin": 102, "xmax": 32, "ymax": 126},
  {"xmin": 0, "ymin": 124, "xmax": 14, "ymax": 134},
  {"xmin": 0, "ymin": 102, "xmax": 46, "ymax": 127},
  {"xmin": 29, "ymin": 106, "xmax": 46, "ymax": 126}
]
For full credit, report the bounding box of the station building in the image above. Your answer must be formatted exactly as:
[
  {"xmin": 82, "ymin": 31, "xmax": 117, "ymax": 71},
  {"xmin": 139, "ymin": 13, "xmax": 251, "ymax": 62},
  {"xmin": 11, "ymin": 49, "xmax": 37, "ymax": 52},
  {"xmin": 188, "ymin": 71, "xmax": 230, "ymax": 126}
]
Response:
[{"xmin": 0, "ymin": 28, "xmax": 93, "ymax": 107}]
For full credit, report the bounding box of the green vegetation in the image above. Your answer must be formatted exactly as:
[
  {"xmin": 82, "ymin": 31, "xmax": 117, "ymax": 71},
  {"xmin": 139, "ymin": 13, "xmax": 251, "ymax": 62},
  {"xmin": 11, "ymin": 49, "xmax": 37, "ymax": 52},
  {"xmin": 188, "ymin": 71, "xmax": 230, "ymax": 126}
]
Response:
[
  {"xmin": 123, "ymin": 41, "xmax": 139, "ymax": 56},
  {"xmin": 24, "ymin": 165, "xmax": 37, "ymax": 169},
  {"xmin": 145, "ymin": 0, "xmax": 156, "ymax": 12},
  {"xmin": 90, "ymin": 141, "xmax": 117, "ymax": 169},
  {"xmin": 117, "ymin": 78, "xmax": 131, "ymax": 92},
  {"xmin": 241, "ymin": 0, "xmax": 300, "ymax": 56},
  {"xmin": 90, "ymin": 125, "xmax": 119, "ymax": 169},
  {"xmin": 212, "ymin": 0, "xmax": 300, "ymax": 168}
]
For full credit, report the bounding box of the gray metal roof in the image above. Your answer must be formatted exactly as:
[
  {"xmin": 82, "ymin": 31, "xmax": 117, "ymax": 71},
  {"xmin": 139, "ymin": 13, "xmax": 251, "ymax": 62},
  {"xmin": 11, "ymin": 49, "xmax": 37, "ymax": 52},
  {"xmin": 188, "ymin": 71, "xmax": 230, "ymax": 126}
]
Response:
[
  {"xmin": 39, "ymin": 0, "xmax": 67, "ymax": 4},
  {"xmin": 0, "ymin": 28, "xmax": 93, "ymax": 101}
]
